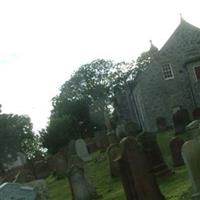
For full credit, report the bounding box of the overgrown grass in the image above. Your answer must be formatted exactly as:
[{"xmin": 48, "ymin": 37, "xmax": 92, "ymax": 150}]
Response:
[{"xmin": 46, "ymin": 129, "xmax": 193, "ymax": 199}]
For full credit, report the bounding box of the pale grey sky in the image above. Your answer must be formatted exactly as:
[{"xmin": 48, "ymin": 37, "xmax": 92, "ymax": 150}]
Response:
[{"xmin": 0, "ymin": 0, "xmax": 199, "ymax": 132}]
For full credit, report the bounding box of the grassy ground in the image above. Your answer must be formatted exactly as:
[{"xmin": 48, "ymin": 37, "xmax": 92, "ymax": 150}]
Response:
[{"xmin": 46, "ymin": 130, "xmax": 193, "ymax": 200}]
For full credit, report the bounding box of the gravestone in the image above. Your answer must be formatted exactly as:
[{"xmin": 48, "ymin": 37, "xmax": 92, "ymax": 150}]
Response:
[
  {"xmin": 33, "ymin": 160, "xmax": 50, "ymax": 179},
  {"xmin": 156, "ymin": 117, "xmax": 167, "ymax": 131},
  {"xmin": 116, "ymin": 136, "xmax": 166, "ymax": 200},
  {"xmin": 53, "ymin": 153, "xmax": 68, "ymax": 179},
  {"xmin": 169, "ymin": 136, "xmax": 184, "ymax": 167},
  {"xmin": 173, "ymin": 109, "xmax": 190, "ymax": 134},
  {"xmin": 75, "ymin": 139, "xmax": 91, "ymax": 162},
  {"xmin": 85, "ymin": 138, "xmax": 98, "ymax": 153},
  {"xmin": 107, "ymin": 143, "xmax": 120, "ymax": 177},
  {"xmin": 94, "ymin": 131, "xmax": 109, "ymax": 151},
  {"xmin": 107, "ymin": 130, "xmax": 118, "ymax": 145},
  {"xmin": 186, "ymin": 120, "xmax": 200, "ymax": 140},
  {"xmin": 182, "ymin": 140, "xmax": 200, "ymax": 200},
  {"xmin": 0, "ymin": 182, "xmax": 37, "ymax": 200},
  {"xmin": 193, "ymin": 108, "xmax": 200, "ymax": 120},
  {"xmin": 68, "ymin": 155, "xmax": 101, "ymax": 200},
  {"xmin": 137, "ymin": 132, "xmax": 171, "ymax": 177}
]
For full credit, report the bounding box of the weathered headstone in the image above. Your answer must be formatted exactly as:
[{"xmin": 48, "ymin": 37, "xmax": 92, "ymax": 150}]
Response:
[
  {"xmin": 107, "ymin": 130, "xmax": 118, "ymax": 145},
  {"xmin": 75, "ymin": 139, "xmax": 91, "ymax": 162},
  {"xmin": 169, "ymin": 136, "xmax": 184, "ymax": 167},
  {"xmin": 182, "ymin": 140, "xmax": 200, "ymax": 200},
  {"xmin": 116, "ymin": 124, "xmax": 126, "ymax": 140},
  {"xmin": 186, "ymin": 120, "xmax": 200, "ymax": 140},
  {"xmin": 156, "ymin": 117, "xmax": 167, "ymax": 131},
  {"xmin": 107, "ymin": 143, "xmax": 120, "ymax": 177},
  {"xmin": 26, "ymin": 179, "xmax": 50, "ymax": 200},
  {"xmin": 137, "ymin": 132, "xmax": 171, "ymax": 177},
  {"xmin": 94, "ymin": 131, "xmax": 109, "ymax": 151},
  {"xmin": 116, "ymin": 136, "xmax": 166, "ymax": 200},
  {"xmin": 173, "ymin": 109, "xmax": 190, "ymax": 134},
  {"xmin": 0, "ymin": 182, "xmax": 37, "ymax": 200},
  {"xmin": 53, "ymin": 153, "xmax": 68, "ymax": 179},
  {"xmin": 33, "ymin": 160, "xmax": 50, "ymax": 179},
  {"xmin": 85, "ymin": 138, "xmax": 98, "ymax": 153},
  {"xmin": 68, "ymin": 155, "xmax": 101, "ymax": 200},
  {"xmin": 193, "ymin": 108, "xmax": 200, "ymax": 120}
]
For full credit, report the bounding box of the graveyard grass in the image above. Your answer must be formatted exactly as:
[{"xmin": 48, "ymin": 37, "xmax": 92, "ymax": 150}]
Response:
[{"xmin": 46, "ymin": 130, "xmax": 192, "ymax": 200}]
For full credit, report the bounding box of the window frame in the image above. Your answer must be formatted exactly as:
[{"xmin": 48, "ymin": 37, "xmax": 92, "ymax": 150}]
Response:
[{"xmin": 162, "ymin": 64, "xmax": 174, "ymax": 80}]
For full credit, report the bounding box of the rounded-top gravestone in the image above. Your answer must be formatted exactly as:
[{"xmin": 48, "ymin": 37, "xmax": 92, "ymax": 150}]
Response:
[{"xmin": 75, "ymin": 139, "xmax": 91, "ymax": 162}]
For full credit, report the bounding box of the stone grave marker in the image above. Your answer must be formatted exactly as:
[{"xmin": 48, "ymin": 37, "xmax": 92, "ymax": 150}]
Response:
[
  {"xmin": 173, "ymin": 109, "xmax": 190, "ymax": 133},
  {"xmin": 75, "ymin": 139, "xmax": 91, "ymax": 162},
  {"xmin": 186, "ymin": 120, "xmax": 200, "ymax": 140},
  {"xmin": 85, "ymin": 138, "xmax": 98, "ymax": 153},
  {"xmin": 107, "ymin": 143, "xmax": 120, "ymax": 177},
  {"xmin": 68, "ymin": 155, "xmax": 101, "ymax": 200},
  {"xmin": 94, "ymin": 131, "xmax": 109, "ymax": 151},
  {"xmin": 137, "ymin": 132, "xmax": 171, "ymax": 177},
  {"xmin": 107, "ymin": 130, "xmax": 118, "ymax": 145},
  {"xmin": 0, "ymin": 182, "xmax": 37, "ymax": 200},
  {"xmin": 33, "ymin": 160, "xmax": 50, "ymax": 179},
  {"xmin": 169, "ymin": 136, "xmax": 184, "ymax": 167},
  {"xmin": 182, "ymin": 140, "xmax": 200, "ymax": 200},
  {"xmin": 116, "ymin": 136, "xmax": 166, "ymax": 200},
  {"xmin": 53, "ymin": 153, "xmax": 68, "ymax": 179}
]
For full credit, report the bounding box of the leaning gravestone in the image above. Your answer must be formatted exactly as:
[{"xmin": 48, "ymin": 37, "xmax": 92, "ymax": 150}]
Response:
[
  {"xmin": 0, "ymin": 182, "xmax": 37, "ymax": 200},
  {"xmin": 182, "ymin": 140, "xmax": 200, "ymax": 200},
  {"xmin": 75, "ymin": 139, "xmax": 91, "ymax": 162},
  {"xmin": 116, "ymin": 136, "xmax": 166, "ymax": 200},
  {"xmin": 169, "ymin": 136, "xmax": 184, "ymax": 167}
]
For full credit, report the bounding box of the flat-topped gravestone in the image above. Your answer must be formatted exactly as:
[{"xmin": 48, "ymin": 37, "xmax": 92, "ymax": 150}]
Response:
[
  {"xmin": 0, "ymin": 182, "xmax": 37, "ymax": 200},
  {"xmin": 182, "ymin": 140, "xmax": 200, "ymax": 200},
  {"xmin": 75, "ymin": 139, "xmax": 91, "ymax": 162}
]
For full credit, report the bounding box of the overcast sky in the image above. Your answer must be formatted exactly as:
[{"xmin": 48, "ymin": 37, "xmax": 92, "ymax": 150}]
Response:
[{"xmin": 0, "ymin": 0, "xmax": 199, "ymax": 132}]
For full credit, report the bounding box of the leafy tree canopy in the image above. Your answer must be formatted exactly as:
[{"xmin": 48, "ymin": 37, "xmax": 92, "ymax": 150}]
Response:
[{"xmin": 0, "ymin": 113, "xmax": 38, "ymax": 165}]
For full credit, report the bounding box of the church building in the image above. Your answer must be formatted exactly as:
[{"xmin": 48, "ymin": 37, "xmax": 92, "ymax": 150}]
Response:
[{"xmin": 117, "ymin": 17, "xmax": 200, "ymax": 132}]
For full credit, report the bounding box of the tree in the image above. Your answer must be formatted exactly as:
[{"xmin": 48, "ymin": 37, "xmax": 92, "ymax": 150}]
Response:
[
  {"xmin": 0, "ymin": 113, "xmax": 37, "ymax": 165},
  {"xmin": 42, "ymin": 99, "xmax": 94, "ymax": 154}
]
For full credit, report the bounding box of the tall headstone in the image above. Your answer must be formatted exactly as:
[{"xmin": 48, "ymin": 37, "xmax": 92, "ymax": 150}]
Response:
[
  {"xmin": 182, "ymin": 140, "xmax": 200, "ymax": 200},
  {"xmin": 137, "ymin": 132, "xmax": 171, "ymax": 177},
  {"xmin": 68, "ymin": 155, "xmax": 101, "ymax": 200},
  {"xmin": 116, "ymin": 136, "xmax": 166, "ymax": 200},
  {"xmin": 75, "ymin": 139, "xmax": 91, "ymax": 162},
  {"xmin": 0, "ymin": 183, "xmax": 37, "ymax": 200},
  {"xmin": 107, "ymin": 144, "xmax": 120, "ymax": 177},
  {"xmin": 173, "ymin": 109, "xmax": 190, "ymax": 134},
  {"xmin": 169, "ymin": 136, "xmax": 184, "ymax": 167}
]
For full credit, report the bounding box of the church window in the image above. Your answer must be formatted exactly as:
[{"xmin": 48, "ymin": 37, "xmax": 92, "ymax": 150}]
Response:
[
  {"xmin": 162, "ymin": 64, "xmax": 174, "ymax": 80},
  {"xmin": 194, "ymin": 66, "xmax": 200, "ymax": 81}
]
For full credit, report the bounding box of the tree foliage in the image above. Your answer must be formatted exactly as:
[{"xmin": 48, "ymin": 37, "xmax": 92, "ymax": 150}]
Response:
[{"xmin": 0, "ymin": 113, "xmax": 37, "ymax": 164}]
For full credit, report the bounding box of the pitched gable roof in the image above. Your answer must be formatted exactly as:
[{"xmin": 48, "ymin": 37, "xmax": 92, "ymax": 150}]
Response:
[{"xmin": 160, "ymin": 19, "xmax": 200, "ymax": 54}]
